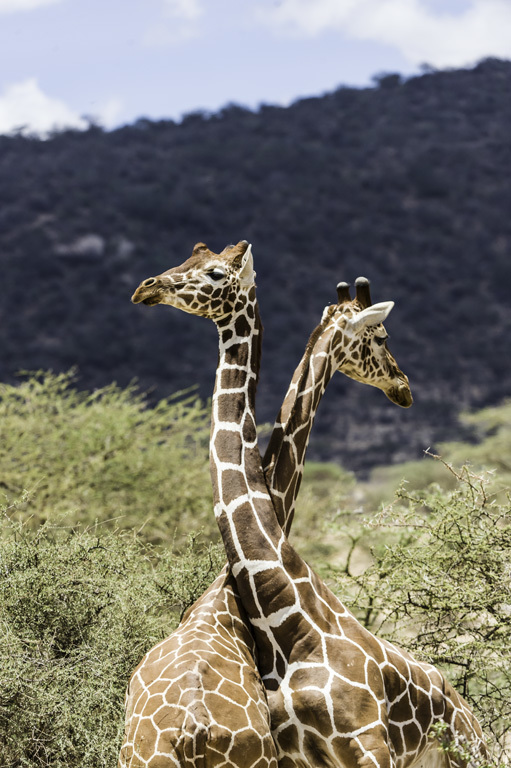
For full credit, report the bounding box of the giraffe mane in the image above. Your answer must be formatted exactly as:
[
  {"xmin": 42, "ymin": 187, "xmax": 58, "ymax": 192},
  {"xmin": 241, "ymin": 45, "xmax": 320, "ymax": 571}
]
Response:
[
  {"xmin": 304, "ymin": 305, "xmax": 335, "ymax": 358},
  {"xmin": 253, "ymin": 300, "xmax": 264, "ymax": 393}
]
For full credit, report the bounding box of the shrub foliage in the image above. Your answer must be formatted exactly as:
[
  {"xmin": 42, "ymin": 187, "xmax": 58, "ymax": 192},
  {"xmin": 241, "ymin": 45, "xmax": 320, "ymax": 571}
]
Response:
[
  {"xmin": 0, "ymin": 375, "xmax": 509, "ymax": 764},
  {"xmin": 333, "ymin": 458, "xmax": 511, "ymax": 763},
  {"xmin": 0, "ymin": 371, "xmax": 213, "ymax": 545},
  {"xmin": 0, "ymin": 505, "xmax": 223, "ymax": 767}
]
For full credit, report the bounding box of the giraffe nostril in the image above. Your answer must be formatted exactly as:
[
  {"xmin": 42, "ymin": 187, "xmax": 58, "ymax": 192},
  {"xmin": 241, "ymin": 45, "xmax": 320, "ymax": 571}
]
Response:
[{"xmin": 143, "ymin": 277, "xmax": 157, "ymax": 287}]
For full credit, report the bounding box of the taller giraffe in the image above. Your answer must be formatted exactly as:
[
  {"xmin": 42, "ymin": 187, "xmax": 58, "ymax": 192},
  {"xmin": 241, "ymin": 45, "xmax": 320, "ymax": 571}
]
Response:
[
  {"xmin": 129, "ymin": 240, "xmax": 487, "ymax": 768},
  {"xmin": 122, "ymin": 246, "xmax": 413, "ymax": 768}
]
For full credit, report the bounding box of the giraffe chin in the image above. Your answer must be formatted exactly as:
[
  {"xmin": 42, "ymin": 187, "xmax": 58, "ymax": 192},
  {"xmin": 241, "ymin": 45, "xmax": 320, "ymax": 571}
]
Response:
[{"xmin": 141, "ymin": 296, "xmax": 162, "ymax": 306}]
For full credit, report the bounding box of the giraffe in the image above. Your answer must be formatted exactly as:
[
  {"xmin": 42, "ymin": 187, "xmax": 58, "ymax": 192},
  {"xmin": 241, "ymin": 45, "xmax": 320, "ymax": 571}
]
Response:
[
  {"xmin": 120, "ymin": 242, "xmax": 413, "ymax": 768},
  {"xmin": 126, "ymin": 240, "xmax": 487, "ymax": 768},
  {"xmin": 262, "ymin": 275, "xmax": 412, "ymax": 539}
]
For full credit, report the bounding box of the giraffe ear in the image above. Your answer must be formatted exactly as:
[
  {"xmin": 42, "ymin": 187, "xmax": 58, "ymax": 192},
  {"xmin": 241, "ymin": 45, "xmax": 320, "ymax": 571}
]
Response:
[
  {"xmin": 347, "ymin": 301, "xmax": 394, "ymax": 332},
  {"xmin": 239, "ymin": 243, "xmax": 256, "ymax": 286}
]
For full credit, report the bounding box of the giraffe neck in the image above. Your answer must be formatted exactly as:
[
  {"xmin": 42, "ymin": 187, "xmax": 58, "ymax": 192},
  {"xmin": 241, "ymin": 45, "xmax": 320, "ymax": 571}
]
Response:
[
  {"xmin": 210, "ymin": 288, "xmax": 272, "ymax": 560},
  {"xmin": 263, "ymin": 321, "xmax": 338, "ymax": 536},
  {"xmin": 210, "ymin": 288, "xmax": 290, "ymax": 563}
]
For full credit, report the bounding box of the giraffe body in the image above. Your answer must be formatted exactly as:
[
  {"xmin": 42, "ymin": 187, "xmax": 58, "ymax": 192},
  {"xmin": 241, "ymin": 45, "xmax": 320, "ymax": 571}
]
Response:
[
  {"xmin": 125, "ymin": 241, "xmax": 486, "ymax": 768},
  {"xmin": 121, "ymin": 572, "xmax": 275, "ymax": 768}
]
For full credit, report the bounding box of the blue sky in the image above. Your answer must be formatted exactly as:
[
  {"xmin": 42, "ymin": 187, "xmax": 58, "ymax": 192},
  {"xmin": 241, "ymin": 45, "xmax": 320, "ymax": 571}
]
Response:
[{"xmin": 0, "ymin": 0, "xmax": 510, "ymax": 135}]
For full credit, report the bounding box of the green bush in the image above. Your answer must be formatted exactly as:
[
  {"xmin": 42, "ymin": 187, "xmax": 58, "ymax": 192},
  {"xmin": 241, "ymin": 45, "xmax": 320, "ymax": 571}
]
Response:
[
  {"xmin": 1, "ymin": 374, "xmax": 509, "ymax": 764},
  {"xmin": 331, "ymin": 459, "xmax": 511, "ymax": 763},
  {"xmin": 0, "ymin": 371, "xmax": 214, "ymax": 546},
  {"xmin": 0, "ymin": 502, "xmax": 223, "ymax": 767}
]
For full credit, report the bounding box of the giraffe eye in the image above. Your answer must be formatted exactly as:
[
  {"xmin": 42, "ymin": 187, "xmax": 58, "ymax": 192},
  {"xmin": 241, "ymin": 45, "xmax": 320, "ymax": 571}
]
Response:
[
  {"xmin": 207, "ymin": 268, "xmax": 225, "ymax": 281},
  {"xmin": 374, "ymin": 334, "xmax": 388, "ymax": 346}
]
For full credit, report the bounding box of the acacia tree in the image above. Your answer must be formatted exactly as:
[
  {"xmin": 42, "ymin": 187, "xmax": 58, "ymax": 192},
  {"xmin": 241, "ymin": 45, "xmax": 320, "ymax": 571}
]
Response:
[
  {"xmin": 0, "ymin": 503, "xmax": 224, "ymax": 768},
  {"xmin": 333, "ymin": 458, "xmax": 511, "ymax": 763},
  {"xmin": 0, "ymin": 371, "xmax": 214, "ymax": 546}
]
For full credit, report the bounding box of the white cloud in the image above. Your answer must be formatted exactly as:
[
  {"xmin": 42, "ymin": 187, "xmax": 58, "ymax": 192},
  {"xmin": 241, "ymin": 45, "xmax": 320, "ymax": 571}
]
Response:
[
  {"xmin": 163, "ymin": 0, "xmax": 202, "ymax": 21},
  {"xmin": 257, "ymin": 0, "xmax": 357, "ymax": 36},
  {"xmin": 93, "ymin": 97, "xmax": 123, "ymax": 129},
  {"xmin": 0, "ymin": 0, "xmax": 63, "ymax": 13},
  {"xmin": 257, "ymin": 0, "xmax": 511, "ymax": 68},
  {"xmin": 144, "ymin": 0, "xmax": 203, "ymax": 46},
  {"xmin": 0, "ymin": 79, "xmax": 122, "ymax": 136}
]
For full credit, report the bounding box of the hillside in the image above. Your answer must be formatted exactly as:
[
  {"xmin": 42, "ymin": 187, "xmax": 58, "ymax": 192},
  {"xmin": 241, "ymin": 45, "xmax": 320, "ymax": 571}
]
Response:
[{"xmin": 1, "ymin": 58, "xmax": 510, "ymax": 472}]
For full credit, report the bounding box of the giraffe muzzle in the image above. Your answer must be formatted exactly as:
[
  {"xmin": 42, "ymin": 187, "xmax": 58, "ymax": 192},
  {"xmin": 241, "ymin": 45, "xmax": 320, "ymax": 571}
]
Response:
[{"xmin": 131, "ymin": 278, "xmax": 164, "ymax": 306}]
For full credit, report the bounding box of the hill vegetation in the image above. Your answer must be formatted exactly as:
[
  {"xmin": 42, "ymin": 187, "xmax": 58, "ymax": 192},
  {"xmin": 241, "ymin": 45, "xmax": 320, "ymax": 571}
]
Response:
[{"xmin": 1, "ymin": 58, "xmax": 510, "ymax": 472}]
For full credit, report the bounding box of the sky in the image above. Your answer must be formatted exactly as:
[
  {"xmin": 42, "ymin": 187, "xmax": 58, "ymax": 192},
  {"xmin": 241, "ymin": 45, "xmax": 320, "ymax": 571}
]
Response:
[{"xmin": 0, "ymin": 0, "xmax": 510, "ymax": 135}]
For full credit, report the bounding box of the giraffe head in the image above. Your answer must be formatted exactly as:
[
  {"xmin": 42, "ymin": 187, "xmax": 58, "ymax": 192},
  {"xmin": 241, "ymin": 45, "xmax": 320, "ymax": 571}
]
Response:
[
  {"xmin": 131, "ymin": 240, "xmax": 255, "ymax": 321},
  {"xmin": 320, "ymin": 277, "xmax": 412, "ymax": 407}
]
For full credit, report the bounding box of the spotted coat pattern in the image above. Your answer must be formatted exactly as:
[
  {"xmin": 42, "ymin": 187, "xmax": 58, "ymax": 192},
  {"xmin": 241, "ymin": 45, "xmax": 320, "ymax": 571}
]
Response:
[{"xmin": 122, "ymin": 242, "xmax": 486, "ymax": 768}]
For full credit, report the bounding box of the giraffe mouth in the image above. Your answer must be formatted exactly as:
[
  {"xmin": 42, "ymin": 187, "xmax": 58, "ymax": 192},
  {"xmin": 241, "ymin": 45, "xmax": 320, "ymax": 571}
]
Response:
[
  {"xmin": 387, "ymin": 381, "xmax": 413, "ymax": 408},
  {"xmin": 131, "ymin": 285, "xmax": 163, "ymax": 306}
]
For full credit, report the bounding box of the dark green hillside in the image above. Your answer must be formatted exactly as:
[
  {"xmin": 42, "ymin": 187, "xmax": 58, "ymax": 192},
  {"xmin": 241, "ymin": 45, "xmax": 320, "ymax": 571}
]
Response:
[{"xmin": 1, "ymin": 58, "xmax": 510, "ymax": 471}]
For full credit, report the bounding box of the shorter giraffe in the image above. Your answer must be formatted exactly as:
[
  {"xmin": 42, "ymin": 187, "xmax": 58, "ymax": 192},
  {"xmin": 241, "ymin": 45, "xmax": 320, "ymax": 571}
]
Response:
[
  {"xmin": 120, "ymin": 244, "xmax": 412, "ymax": 768},
  {"xmin": 126, "ymin": 241, "xmax": 487, "ymax": 768},
  {"xmin": 264, "ymin": 275, "xmax": 412, "ymax": 537}
]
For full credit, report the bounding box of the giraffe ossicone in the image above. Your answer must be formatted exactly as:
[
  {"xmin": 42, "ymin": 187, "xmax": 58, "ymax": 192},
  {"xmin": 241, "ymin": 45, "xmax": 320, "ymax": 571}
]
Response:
[{"xmin": 123, "ymin": 240, "xmax": 486, "ymax": 768}]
